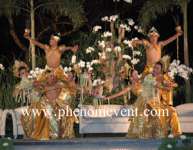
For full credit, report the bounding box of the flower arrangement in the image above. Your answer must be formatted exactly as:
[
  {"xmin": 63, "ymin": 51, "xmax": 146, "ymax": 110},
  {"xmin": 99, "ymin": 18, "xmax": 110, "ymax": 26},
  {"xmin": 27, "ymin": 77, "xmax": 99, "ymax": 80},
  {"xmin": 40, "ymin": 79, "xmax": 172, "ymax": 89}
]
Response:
[
  {"xmin": 168, "ymin": 60, "xmax": 193, "ymax": 80},
  {"xmin": 67, "ymin": 15, "xmax": 145, "ymax": 104},
  {"xmin": 0, "ymin": 64, "xmax": 4, "ymax": 71},
  {"xmin": 92, "ymin": 25, "xmax": 102, "ymax": 32},
  {"xmin": 0, "ymin": 63, "xmax": 19, "ymax": 109},
  {"xmin": 28, "ymin": 67, "xmax": 44, "ymax": 79}
]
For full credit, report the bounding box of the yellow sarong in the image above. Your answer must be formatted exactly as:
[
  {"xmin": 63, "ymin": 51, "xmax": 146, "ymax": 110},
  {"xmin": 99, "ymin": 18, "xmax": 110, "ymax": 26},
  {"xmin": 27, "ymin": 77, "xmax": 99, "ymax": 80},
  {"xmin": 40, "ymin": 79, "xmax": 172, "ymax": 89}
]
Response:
[
  {"xmin": 142, "ymin": 64, "xmax": 154, "ymax": 78},
  {"xmin": 37, "ymin": 65, "xmax": 68, "ymax": 82},
  {"xmin": 21, "ymin": 87, "xmax": 77, "ymax": 140}
]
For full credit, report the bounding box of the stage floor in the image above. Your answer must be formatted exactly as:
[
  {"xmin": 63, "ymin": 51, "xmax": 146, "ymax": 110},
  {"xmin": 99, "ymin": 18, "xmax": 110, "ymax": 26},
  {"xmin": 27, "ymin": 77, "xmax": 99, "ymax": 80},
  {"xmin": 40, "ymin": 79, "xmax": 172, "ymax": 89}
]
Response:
[{"xmin": 14, "ymin": 138, "xmax": 161, "ymax": 150}]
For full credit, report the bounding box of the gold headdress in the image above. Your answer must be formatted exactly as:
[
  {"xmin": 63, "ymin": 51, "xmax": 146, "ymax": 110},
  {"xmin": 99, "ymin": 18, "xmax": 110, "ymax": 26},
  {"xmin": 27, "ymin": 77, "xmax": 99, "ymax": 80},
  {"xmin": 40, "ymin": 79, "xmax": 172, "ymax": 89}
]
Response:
[
  {"xmin": 148, "ymin": 27, "xmax": 160, "ymax": 37},
  {"xmin": 13, "ymin": 60, "xmax": 29, "ymax": 77},
  {"xmin": 119, "ymin": 63, "xmax": 132, "ymax": 79},
  {"xmin": 52, "ymin": 33, "xmax": 61, "ymax": 42}
]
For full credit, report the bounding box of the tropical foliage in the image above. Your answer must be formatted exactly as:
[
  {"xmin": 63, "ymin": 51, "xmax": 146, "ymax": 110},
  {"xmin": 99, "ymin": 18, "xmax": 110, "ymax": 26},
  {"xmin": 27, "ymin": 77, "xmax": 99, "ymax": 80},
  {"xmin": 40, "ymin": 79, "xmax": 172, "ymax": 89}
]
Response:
[
  {"xmin": 0, "ymin": 65, "xmax": 18, "ymax": 109},
  {"xmin": 159, "ymin": 134, "xmax": 193, "ymax": 150},
  {"xmin": 0, "ymin": 0, "xmax": 86, "ymax": 67},
  {"xmin": 0, "ymin": 138, "xmax": 14, "ymax": 150},
  {"xmin": 138, "ymin": 0, "xmax": 188, "ymax": 30}
]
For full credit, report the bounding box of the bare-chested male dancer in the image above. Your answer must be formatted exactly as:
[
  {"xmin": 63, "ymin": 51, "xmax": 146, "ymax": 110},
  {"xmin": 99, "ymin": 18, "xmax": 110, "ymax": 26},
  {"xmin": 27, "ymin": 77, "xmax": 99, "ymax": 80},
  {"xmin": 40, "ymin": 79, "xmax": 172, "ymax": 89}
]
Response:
[
  {"xmin": 132, "ymin": 26, "xmax": 183, "ymax": 75},
  {"xmin": 24, "ymin": 29, "xmax": 78, "ymax": 81}
]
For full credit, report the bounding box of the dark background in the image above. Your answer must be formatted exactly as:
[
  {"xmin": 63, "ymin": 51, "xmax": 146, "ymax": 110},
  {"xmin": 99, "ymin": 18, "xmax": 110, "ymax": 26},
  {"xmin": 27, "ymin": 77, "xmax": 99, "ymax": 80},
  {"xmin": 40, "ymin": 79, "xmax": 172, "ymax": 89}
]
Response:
[{"xmin": 0, "ymin": 0, "xmax": 192, "ymax": 67}]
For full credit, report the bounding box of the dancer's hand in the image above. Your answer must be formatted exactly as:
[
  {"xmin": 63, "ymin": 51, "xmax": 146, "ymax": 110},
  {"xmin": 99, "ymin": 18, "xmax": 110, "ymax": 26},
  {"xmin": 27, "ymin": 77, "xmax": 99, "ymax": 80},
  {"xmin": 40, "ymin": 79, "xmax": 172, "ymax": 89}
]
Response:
[
  {"xmin": 103, "ymin": 96, "xmax": 110, "ymax": 101},
  {"xmin": 24, "ymin": 28, "xmax": 30, "ymax": 39},
  {"xmin": 33, "ymin": 80, "xmax": 44, "ymax": 89},
  {"xmin": 131, "ymin": 40, "xmax": 140, "ymax": 47},
  {"xmin": 175, "ymin": 26, "xmax": 183, "ymax": 36},
  {"xmin": 72, "ymin": 45, "xmax": 79, "ymax": 53}
]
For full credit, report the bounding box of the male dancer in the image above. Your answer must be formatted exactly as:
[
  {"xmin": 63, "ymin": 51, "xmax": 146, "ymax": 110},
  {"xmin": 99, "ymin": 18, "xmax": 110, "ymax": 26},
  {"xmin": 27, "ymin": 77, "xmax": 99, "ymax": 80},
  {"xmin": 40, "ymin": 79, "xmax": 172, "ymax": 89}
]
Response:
[
  {"xmin": 24, "ymin": 30, "xmax": 78, "ymax": 81},
  {"xmin": 132, "ymin": 26, "xmax": 183, "ymax": 75}
]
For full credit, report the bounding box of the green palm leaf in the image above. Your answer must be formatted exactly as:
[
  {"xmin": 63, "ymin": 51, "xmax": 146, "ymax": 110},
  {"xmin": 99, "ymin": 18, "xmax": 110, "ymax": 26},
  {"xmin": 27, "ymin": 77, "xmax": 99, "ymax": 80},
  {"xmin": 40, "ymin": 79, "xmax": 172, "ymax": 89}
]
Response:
[{"xmin": 138, "ymin": 0, "xmax": 186, "ymax": 30}]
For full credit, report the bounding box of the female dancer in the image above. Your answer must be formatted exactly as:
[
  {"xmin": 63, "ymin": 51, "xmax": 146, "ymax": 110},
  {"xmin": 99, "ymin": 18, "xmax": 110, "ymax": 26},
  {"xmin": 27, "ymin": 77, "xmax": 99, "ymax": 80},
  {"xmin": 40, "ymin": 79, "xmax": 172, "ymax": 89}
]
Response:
[{"xmin": 105, "ymin": 69, "xmax": 164, "ymax": 138}]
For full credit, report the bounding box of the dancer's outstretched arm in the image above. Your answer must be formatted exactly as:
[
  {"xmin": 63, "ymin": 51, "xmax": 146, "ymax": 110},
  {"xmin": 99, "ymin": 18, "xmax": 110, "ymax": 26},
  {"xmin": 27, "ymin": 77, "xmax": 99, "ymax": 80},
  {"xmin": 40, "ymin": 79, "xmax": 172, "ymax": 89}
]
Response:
[
  {"xmin": 132, "ymin": 39, "xmax": 149, "ymax": 47},
  {"xmin": 24, "ymin": 31, "xmax": 48, "ymax": 51},
  {"xmin": 59, "ymin": 45, "xmax": 79, "ymax": 53},
  {"xmin": 159, "ymin": 26, "xmax": 183, "ymax": 47},
  {"xmin": 105, "ymin": 86, "xmax": 131, "ymax": 100}
]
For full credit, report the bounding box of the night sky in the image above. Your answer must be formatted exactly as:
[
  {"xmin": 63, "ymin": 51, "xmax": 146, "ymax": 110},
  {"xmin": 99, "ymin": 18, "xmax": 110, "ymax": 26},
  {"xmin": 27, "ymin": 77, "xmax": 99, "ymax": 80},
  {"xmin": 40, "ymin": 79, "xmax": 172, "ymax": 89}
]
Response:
[{"xmin": 0, "ymin": 0, "xmax": 193, "ymax": 67}]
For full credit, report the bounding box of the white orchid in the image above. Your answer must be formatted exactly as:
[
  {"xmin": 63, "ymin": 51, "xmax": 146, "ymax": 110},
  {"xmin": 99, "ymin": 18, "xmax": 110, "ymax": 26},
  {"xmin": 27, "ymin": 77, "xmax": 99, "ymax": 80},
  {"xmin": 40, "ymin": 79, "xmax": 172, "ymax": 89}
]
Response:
[
  {"xmin": 106, "ymin": 47, "xmax": 112, "ymax": 52},
  {"xmin": 71, "ymin": 55, "xmax": 76, "ymax": 64},
  {"xmin": 109, "ymin": 15, "xmax": 118, "ymax": 22},
  {"xmin": 0, "ymin": 64, "xmax": 4, "ymax": 70},
  {"xmin": 98, "ymin": 40, "xmax": 106, "ymax": 49},
  {"xmin": 35, "ymin": 67, "xmax": 40, "ymax": 72},
  {"xmin": 168, "ymin": 60, "xmax": 193, "ymax": 80},
  {"xmin": 131, "ymin": 58, "xmax": 140, "ymax": 65},
  {"xmin": 91, "ymin": 59, "xmax": 100, "ymax": 65},
  {"xmin": 123, "ymin": 40, "xmax": 133, "ymax": 49},
  {"xmin": 133, "ymin": 50, "xmax": 141, "ymax": 56},
  {"xmin": 102, "ymin": 31, "xmax": 112, "ymax": 38},
  {"xmin": 128, "ymin": 18, "xmax": 135, "ymax": 26},
  {"xmin": 120, "ymin": 24, "xmax": 131, "ymax": 32},
  {"xmin": 93, "ymin": 25, "xmax": 102, "ymax": 32},
  {"xmin": 78, "ymin": 60, "xmax": 86, "ymax": 68},
  {"xmin": 68, "ymin": 67, "xmax": 72, "ymax": 72},
  {"xmin": 114, "ymin": 46, "xmax": 122, "ymax": 52},
  {"xmin": 120, "ymin": 24, "xmax": 127, "ymax": 29},
  {"xmin": 101, "ymin": 16, "xmax": 109, "ymax": 22},
  {"xmin": 125, "ymin": 26, "xmax": 131, "ymax": 32},
  {"xmin": 29, "ymin": 70, "xmax": 34, "ymax": 74},
  {"xmin": 86, "ymin": 62, "xmax": 91, "ymax": 68},
  {"xmin": 92, "ymin": 80, "xmax": 98, "ymax": 87},
  {"xmin": 123, "ymin": 0, "xmax": 132, "ymax": 3},
  {"xmin": 132, "ymin": 37, "xmax": 139, "ymax": 41},
  {"xmin": 92, "ymin": 78, "xmax": 104, "ymax": 86},
  {"xmin": 134, "ymin": 25, "xmax": 139, "ymax": 30},
  {"xmin": 64, "ymin": 67, "xmax": 72, "ymax": 72},
  {"xmin": 29, "ymin": 67, "xmax": 44, "ymax": 79},
  {"xmin": 138, "ymin": 26, "xmax": 143, "ymax": 33},
  {"xmin": 86, "ymin": 47, "xmax": 95, "ymax": 54},
  {"xmin": 88, "ymin": 67, "xmax": 93, "ymax": 71},
  {"xmin": 64, "ymin": 67, "xmax": 68, "ymax": 72},
  {"xmin": 123, "ymin": 40, "xmax": 129, "ymax": 45},
  {"xmin": 28, "ymin": 75, "xmax": 33, "ymax": 79},
  {"xmin": 113, "ymin": 0, "xmax": 120, "ymax": 2},
  {"xmin": 123, "ymin": 55, "xmax": 131, "ymax": 60},
  {"xmin": 86, "ymin": 62, "xmax": 91, "ymax": 66}
]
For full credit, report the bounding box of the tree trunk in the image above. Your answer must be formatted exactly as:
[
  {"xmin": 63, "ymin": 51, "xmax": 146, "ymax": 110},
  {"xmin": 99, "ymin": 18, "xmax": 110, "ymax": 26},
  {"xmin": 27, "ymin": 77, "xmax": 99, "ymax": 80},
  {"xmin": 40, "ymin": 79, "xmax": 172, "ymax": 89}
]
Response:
[
  {"xmin": 182, "ymin": 0, "xmax": 191, "ymax": 102},
  {"xmin": 30, "ymin": 0, "xmax": 36, "ymax": 69},
  {"xmin": 8, "ymin": 18, "xmax": 29, "ymax": 62}
]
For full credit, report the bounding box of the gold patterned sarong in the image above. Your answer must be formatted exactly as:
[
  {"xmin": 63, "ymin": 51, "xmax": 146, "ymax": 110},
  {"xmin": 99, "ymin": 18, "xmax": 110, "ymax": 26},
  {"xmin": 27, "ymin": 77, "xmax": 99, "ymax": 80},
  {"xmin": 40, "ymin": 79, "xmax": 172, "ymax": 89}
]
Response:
[
  {"xmin": 158, "ymin": 87, "xmax": 181, "ymax": 136},
  {"xmin": 127, "ymin": 74, "xmax": 165, "ymax": 139},
  {"xmin": 37, "ymin": 65, "xmax": 68, "ymax": 82},
  {"xmin": 159, "ymin": 74, "xmax": 177, "ymax": 106},
  {"xmin": 158, "ymin": 104, "xmax": 182, "ymax": 137},
  {"xmin": 142, "ymin": 64, "xmax": 154, "ymax": 78},
  {"xmin": 21, "ymin": 87, "xmax": 77, "ymax": 140},
  {"xmin": 147, "ymin": 74, "xmax": 181, "ymax": 137}
]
